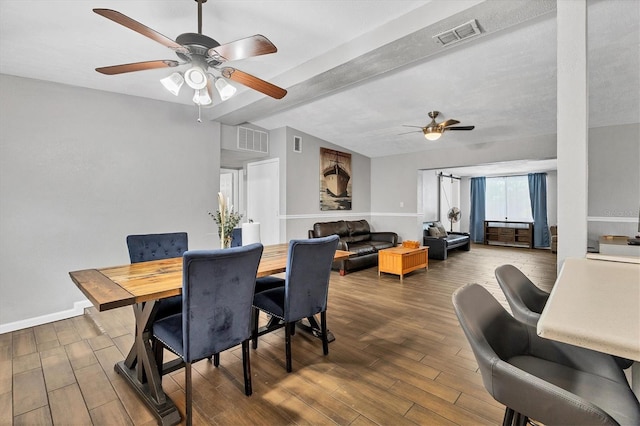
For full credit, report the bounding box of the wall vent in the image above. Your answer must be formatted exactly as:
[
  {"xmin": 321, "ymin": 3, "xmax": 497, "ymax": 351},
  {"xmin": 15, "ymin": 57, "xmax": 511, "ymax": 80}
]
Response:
[
  {"xmin": 433, "ymin": 19, "xmax": 482, "ymax": 46},
  {"xmin": 237, "ymin": 127, "xmax": 269, "ymax": 154}
]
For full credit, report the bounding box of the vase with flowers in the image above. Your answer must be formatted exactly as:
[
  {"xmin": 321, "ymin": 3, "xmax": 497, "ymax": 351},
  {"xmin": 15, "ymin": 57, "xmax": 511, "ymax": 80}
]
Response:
[{"xmin": 209, "ymin": 192, "xmax": 243, "ymax": 249}]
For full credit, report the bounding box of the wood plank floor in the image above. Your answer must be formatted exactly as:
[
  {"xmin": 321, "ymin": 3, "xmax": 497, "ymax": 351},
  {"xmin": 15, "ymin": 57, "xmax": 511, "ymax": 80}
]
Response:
[{"xmin": 2, "ymin": 244, "xmax": 557, "ymax": 425}]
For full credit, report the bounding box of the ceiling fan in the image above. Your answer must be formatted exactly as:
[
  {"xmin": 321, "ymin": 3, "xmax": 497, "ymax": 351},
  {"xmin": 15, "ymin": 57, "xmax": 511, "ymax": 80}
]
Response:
[
  {"xmin": 401, "ymin": 111, "xmax": 475, "ymax": 141},
  {"xmin": 93, "ymin": 0, "xmax": 287, "ymax": 112}
]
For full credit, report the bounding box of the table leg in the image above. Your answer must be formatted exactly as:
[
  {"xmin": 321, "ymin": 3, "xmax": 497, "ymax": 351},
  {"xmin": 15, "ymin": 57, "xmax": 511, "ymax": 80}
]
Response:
[{"xmin": 114, "ymin": 301, "xmax": 181, "ymax": 426}]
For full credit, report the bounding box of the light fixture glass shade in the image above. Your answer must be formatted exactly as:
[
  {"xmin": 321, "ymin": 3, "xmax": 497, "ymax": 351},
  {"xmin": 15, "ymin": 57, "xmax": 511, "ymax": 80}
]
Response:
[
  {"xmin": 192, "ymin": 88, "xmax": 212, "ymax": 106},
  {"xmin": 215, "ymin": 77, "xmax": 237, "ymax": 101},
  {"xmin": 424, "ymin": 130, "xmax": 441, "ymax": 141},
  {"xmin": 160, "ymin": 72, "xmax": 184, "ymax": 96},
  {"xmin": 184, "ymin": 66, "xmax": 208, "ymax": 90}
]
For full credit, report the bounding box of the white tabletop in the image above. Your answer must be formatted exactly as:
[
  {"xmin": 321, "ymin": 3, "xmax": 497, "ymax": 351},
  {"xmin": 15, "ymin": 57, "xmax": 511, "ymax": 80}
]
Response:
[{"xmin": 537, "ymin": 257, "xmax": 640, "ymax": 362}]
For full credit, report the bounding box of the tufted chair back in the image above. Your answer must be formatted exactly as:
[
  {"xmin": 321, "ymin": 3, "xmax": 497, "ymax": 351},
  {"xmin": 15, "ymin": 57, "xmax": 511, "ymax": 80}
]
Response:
[
  {"xmin": 126, "ymin": 232, "xmax": 188, "ymax": 320},
  {"xmin": 126, "ymin": 232, "xmax": 188, "ymax": 263}
]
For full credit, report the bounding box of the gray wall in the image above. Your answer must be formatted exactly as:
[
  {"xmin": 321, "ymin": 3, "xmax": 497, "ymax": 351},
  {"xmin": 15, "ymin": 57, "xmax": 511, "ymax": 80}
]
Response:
[
  {"xmin": 277, "ymin": 127, "xmax": 372, "ymax": 240},
  {"xmin": 0, "ymin": 75, "xmax": 221, "ymax": 329},
  {"xmin": 1, "ymin": 73, "xmax": 637, "ymax": 331},
  {"xmin": 371, "ymin": 134, "xmax": 558, "ymax": 242},
  {"xmin": 587, "ymin": 123, "xmax": 640, "ymax": 247}
]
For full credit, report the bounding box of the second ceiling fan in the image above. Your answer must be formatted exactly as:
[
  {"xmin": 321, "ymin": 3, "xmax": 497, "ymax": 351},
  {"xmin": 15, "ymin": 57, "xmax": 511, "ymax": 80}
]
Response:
[
  {"xmin": 401, "ymin": 111, "xmax": 475, "ymax": 141},
  {"xmin": 94, "ymin": 0, "xmax": 287, "ymax": 108}
]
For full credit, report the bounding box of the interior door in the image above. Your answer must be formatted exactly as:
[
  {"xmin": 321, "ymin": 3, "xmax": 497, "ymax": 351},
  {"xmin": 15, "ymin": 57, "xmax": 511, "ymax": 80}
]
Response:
[{"xmin": 247, "ymin": 158, "xmax": 280, "ymax": 245}]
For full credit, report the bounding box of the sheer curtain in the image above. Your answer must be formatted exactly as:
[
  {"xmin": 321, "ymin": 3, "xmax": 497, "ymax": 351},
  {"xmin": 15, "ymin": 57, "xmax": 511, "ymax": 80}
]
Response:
[
  {"xmin": 528, "ymin": 173, "xmax": 550, "ymax": 248},
  {"xmin": 470, "ymin": 177, "xmax": 486, "ymax": 243}
]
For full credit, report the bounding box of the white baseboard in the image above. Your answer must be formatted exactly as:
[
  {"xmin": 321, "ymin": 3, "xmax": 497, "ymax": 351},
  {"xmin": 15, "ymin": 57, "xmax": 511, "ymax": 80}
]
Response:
[{"xmin": 0, "ymin": 300, "xmax": 94, "ymax": 334}]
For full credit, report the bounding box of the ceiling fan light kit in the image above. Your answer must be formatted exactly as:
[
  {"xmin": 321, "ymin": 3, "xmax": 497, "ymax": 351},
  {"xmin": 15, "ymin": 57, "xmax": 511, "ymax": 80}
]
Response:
[
  {"xmin": 401, "ymin": 110, "xmax": 475, "ymax": 141},
  {"xmin": 214, "ymin": 77, "xmax": 236, "ymax": 100},
  {"xmin": 160, "ymin": 72, "xmax": 184, "ymax": 96},
  {"xmin": 93, "ymin": 0, "xmax": 287, "ymax": 120},
  {"xmin": 192, "ymin": 87, "xmax": 212, "ymax": 106},
  {"xmin": 424, "ymin": 126, "xmax": 442, "ymax": 141},
  {"xmin": 183, "ymin": 66, "xmax": 208, "ymax": 90}
]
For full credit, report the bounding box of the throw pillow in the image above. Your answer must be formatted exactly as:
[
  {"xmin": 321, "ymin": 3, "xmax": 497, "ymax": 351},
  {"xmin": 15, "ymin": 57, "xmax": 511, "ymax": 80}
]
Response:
[
  {"xmin": 429, "ymin": 227, "xmax": 440, "ymax": 237},
  {"xmin": 434, "ymin": 221, "xmax": 448, "ymax": 237}
]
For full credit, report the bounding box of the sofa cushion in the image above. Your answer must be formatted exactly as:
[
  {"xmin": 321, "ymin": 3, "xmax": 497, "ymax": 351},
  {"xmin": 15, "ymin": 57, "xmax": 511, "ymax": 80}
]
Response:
[
  {"xmin": 347, "ymin": 220, "xmax": 370, "ymax": 236},
  {"xmin": 346, "ymin": 233, "xmax": 371, "ymax": 243},
  {"xmin": 368, "ymin": 240, "xmax": 395, "ymax": 251},
  {"xmin": 446, "ymin": 234, "xmax": 469, "ymax": 245},
  {"xmin": 347, "ymin": 242, "xmax": 376, "ymax": 256},
  {"xmin": 313, "ymin": 220, "xmax": 349, "ymax": 238}
]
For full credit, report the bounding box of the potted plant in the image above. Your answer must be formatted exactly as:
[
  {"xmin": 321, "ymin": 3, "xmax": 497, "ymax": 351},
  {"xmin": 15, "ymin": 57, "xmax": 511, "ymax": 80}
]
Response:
[{"xmin": 209, "ymin": 192, "xmax": 243, "ymax": 248}]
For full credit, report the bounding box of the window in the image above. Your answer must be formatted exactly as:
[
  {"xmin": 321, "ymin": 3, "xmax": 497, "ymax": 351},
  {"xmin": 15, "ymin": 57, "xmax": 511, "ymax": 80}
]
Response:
[{"xmin": 485, "ymin": 175, "xmax": 532, "ymax": 222}]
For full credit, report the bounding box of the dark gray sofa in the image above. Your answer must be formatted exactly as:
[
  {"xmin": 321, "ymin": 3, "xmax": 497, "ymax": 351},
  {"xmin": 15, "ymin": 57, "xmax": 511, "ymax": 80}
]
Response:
[
  {"xmin": 309, "ymin": 219, "xmax": 398, "ymax": 275},
  {"xmin": 422, "ymin": 221, "xmax": 470, "ymax": 260}
]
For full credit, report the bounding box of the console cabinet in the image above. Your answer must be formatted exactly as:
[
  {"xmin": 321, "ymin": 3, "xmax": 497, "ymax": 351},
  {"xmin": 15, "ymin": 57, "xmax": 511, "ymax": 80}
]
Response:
[{"xmin": 484, "ymin": 221, "xmax": 534, "ymax": 248}]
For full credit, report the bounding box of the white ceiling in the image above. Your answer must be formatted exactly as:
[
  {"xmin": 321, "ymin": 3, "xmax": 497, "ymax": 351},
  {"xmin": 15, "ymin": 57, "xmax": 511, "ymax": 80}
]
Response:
[{"xmin": 1, "ymin": 0, "xmax": 638, "ymax": 166}]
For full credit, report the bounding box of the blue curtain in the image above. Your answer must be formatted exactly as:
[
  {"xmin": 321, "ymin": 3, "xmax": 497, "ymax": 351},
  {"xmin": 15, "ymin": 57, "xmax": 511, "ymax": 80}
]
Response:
[
  {"xmin": 528, "ymin": 173, "xmax": 550, "ymax": 248},
  {"xmin": 470, "ymin": 177, "xmax": 486, "ymax": 243}
]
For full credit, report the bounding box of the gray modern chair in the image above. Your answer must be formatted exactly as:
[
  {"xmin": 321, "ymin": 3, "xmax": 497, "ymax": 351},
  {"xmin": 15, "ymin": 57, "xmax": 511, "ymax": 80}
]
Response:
[
  {"xmin": 152, "ymin": 243, "xmax": 263, "ymax": 426},
  {"xmin": 452, "ymin": 283, "xmax": 640, "ymax": 426},
  {"xmin": 126, "ymin": 232, "xmax": 188, "ymax": 319},
  {"xmin": 495, "ymin": 264, "xmax": 634, "ymax": 370},
  {"xmin": 494, "ymin": 264, "xmax": 550, "ymax": 328},
  {"xmin": 252, "ymin": 235, "xmax": 339, "ymax": 372}
]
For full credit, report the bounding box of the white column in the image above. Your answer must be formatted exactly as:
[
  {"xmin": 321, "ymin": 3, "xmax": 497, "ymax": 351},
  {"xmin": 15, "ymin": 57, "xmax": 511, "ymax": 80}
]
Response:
[{"xmin": 557, "ymin": 0, "xmax": 589, "ymax": 271}]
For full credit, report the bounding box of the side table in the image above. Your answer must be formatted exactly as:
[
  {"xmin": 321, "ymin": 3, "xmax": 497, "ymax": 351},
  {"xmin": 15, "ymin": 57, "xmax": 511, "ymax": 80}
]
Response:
[{"xmin": 378, "ymin": 246, "xmax": 428, "ymax": 282}]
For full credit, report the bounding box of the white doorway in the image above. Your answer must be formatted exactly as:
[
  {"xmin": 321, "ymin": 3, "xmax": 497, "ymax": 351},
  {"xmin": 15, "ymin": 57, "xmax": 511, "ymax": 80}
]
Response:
[
  {"xmin": 247, "ymin": 158, "xmax": 280, "ymax": 245},
  {"xmin": 220, "ymin": 168, "xmax": 241, "ymax": 214}
]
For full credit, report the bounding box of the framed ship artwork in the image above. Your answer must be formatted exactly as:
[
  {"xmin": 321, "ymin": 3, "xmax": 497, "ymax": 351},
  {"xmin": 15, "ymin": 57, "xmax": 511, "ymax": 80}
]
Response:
[{"xmin": 320, "ymin": 147, "xmax": 352, "ymax": 210}]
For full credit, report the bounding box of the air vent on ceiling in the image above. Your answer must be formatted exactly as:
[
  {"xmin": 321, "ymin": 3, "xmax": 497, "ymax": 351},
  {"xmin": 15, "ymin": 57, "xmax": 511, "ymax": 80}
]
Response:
[
  {"xmin": 433, "ymin": 19, "xmax": 482, "ymax": 46},
  {"xmin": 237, "ymin": 126, "xmax": 269, "ymax": 154}
]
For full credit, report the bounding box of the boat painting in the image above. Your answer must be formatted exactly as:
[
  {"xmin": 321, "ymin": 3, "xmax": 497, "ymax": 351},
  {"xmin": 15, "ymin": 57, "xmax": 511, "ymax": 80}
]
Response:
[{"xmin": 320, "ymin": 148, "xmax": 352, "ymax": 210}]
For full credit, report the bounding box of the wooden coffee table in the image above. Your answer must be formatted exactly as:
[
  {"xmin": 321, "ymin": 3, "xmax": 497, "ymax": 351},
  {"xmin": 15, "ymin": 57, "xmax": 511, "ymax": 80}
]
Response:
[{"xmin": 378, "ymin": 246, "xmax": 428, "ymax": 282}]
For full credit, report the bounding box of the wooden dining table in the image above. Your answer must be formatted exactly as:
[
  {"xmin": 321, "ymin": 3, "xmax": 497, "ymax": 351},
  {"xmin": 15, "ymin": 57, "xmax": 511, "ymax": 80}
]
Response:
[{"xmin": 70, "ymin": 243, "xmax": 351, "ymax": 426}]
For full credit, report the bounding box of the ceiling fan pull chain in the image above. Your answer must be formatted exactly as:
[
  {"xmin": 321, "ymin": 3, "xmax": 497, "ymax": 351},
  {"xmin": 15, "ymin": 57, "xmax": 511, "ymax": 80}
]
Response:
[{"xmin": 197, "ymin": 104, "xmax": 202, "ymax": 123}]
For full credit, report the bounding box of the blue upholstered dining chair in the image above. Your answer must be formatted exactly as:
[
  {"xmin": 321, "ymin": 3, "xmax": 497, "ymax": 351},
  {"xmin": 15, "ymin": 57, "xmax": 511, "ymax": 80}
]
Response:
[
  {"xmin": 495, "ymin": 264, "xmax": 634, "ymax": 370},
  {"xmin": 252, "ymin": 234, "xmax": 339, "ymax": 372},
  {"xmin": 152, "ymin": 243, "xmax": 263, "ymax": 426},
  {"xmin": 453, "ymin": 283, "xmax": 640, "ymax": 426},
  {"xmin": 126, "ymin": 232, "xmax": 188, "ymax": 319}
]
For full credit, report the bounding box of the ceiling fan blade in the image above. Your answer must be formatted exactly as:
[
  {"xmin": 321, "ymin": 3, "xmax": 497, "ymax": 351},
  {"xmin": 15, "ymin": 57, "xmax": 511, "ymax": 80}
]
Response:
[
  {"xmin": 446, "ymin": 126, "xmax": 475, "ymax": 131},
  {"xmin": 221, "ymin": 67, "xmax": 287, "ymax": 99},
  {"xmin": 96, "ymin": 60, "xmax": 180, "ymax": 75},
  {"xmin": 398, "ymin": 130, "xmax": 423, "ymax": 135},
  {"xmin": 208, "ymin": 35, "xmax": 277, "ymax": 62},
  {"xmin": 402, "ymin": 125, "xmax": 424, "ymax": 128},
  {"xmin": 440, "ymin": 119, "xmax": 460, "ymax": 127},
  {"xmin": 93, "ymin": 9, "xmax": 187, "ymax": 54}
]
